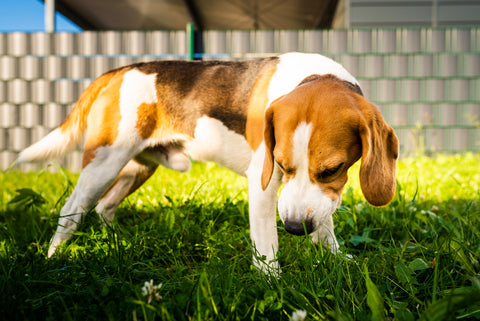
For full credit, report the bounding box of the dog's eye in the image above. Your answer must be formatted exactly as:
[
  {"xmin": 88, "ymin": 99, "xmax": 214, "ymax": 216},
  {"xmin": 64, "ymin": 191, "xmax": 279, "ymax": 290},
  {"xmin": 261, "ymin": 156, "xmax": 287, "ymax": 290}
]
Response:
[
  {"xmin": 316, "ymin": 163, "xmax": 344, "ymax": 181},
  {"xmin": 277, "ymin": 162, "xmax": 295, "ymax": 175}
]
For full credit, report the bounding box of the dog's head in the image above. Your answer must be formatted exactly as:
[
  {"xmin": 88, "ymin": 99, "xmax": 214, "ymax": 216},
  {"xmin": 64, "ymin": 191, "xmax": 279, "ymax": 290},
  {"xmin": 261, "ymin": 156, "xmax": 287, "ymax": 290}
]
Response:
[{"xmin": 261, "ymin": 74, "xmax": 399, "ymax": 236}]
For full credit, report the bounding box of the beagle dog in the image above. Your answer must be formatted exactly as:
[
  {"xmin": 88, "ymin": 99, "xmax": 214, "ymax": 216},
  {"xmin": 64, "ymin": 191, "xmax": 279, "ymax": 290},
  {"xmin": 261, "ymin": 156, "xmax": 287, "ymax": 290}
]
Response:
[{"xmin": 17, "ymin": 52, "xmax": 399, "ymax": 272}]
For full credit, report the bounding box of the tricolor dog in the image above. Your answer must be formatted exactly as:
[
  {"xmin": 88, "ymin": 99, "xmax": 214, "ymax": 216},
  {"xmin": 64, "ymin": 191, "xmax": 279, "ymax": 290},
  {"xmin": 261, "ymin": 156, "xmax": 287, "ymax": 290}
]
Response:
[{"xmin": 17, "ymin": 52, "xmax": 399, "ymax": 272}]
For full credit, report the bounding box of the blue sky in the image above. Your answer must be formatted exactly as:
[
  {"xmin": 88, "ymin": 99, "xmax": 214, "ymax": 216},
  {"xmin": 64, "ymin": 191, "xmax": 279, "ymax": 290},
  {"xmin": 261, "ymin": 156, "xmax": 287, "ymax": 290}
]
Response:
[{"xmin": 0, "ymin": 0, "xmax": 81, "ymax": 32}]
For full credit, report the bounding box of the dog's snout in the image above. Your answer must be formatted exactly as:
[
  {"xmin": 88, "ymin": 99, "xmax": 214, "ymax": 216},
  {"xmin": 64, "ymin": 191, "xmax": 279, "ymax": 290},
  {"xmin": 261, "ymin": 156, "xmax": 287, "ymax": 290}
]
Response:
[{"xmin": 284, "ymin": 219, "xmax": 314, "ymax": 236}]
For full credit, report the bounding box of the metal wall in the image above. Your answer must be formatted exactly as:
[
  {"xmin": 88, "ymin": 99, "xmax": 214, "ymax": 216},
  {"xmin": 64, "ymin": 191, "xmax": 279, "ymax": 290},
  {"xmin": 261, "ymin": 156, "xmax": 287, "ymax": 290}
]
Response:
[
  {"xmin": 1, "ymin": 27, "xmax": 479, "ymax": 171},
  {"xmin": 349, "ymin": 0, "xmax": 480, "ymax": 27}
]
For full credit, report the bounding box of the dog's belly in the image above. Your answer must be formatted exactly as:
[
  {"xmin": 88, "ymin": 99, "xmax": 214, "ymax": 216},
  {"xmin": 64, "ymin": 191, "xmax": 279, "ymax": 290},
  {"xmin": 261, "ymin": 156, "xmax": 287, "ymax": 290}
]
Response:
[{"xmin": 185, "ymin": 116, "xmax": 252, "ymax": 176}]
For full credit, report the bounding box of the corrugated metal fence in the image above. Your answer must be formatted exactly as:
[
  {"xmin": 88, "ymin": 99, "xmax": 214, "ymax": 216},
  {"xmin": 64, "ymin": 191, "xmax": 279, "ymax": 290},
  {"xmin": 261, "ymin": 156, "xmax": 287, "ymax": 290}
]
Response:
[{"xmin": 1, "ymin": 27, "xmax": 479, "ymax": 171}]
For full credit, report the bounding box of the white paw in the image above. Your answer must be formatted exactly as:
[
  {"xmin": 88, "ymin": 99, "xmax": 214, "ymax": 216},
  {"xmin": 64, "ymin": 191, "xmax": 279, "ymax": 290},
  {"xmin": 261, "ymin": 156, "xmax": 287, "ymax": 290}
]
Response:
[{"xmin": 253, "ymin": 256, "xmax": 281, "ymax": 278}]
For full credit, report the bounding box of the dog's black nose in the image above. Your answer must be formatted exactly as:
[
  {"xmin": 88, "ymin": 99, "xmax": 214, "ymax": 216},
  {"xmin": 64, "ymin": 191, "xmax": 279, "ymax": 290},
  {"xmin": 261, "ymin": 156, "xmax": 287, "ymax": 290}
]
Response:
[{"xmin": 284, "ymin": 219, "xmax": 314, "ymax": 236}]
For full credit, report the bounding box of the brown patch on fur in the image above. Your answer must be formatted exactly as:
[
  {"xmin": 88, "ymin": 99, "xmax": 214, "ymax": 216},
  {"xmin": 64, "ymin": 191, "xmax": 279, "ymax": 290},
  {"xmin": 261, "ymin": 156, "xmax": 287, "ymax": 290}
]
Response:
[
  {"xmin": 82, "ymin": 72, "xmax": 124, "ymax": 168},
  {"xmin": 246, "ymin": 63, "xmax": 277, "ymax": 151},
  {"xmin": 136, "ymin": 98, "xmax": 183, "ymax": 142},
  {"xmin": 136, "ymin": 102, "xmax": 158, "ymax": 139}
]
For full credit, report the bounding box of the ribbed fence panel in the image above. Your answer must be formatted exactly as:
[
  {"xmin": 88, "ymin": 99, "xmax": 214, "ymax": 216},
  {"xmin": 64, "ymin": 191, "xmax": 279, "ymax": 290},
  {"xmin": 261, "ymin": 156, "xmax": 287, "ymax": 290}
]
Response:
[
  {"xmin": 148, "ymin": 31, "xmax": 172, "ymax": 55},
  {"xmin": 254, "ymin": 31, "xmax": 275, "ymax": 53},
  {"xmin": 44, "ymin": 56, "xmax": 66, "ymax": 79},
  {"xmin": 0, "ymin": 79, "xmax": 5, "ymax": 103},
  {"xmin": 67, "ymin": 152, "xmax": 83, "ymax": 172},
  {"xmin": 8, "ymin": 79, "xmax": 30, "ymax": 104},
  {"xmin": 397, "ymin": 29, "xmax": 421, "ymax": 53},
  {"xmin": 19, "ymin": 103, "xmax": 42, "ymax": 127},
  {"xmin": 78, "ymin": 31, "xmax": 100, "ymax": 55},
  {"xmin": 55, "ymin": 32, "xmax": 77, "ymax": 55},
  {"xmin": 31, "ymin": 79, "xmax": 52, "ymax": 104},
  {"xmin": 1, "ymin": 56, "xmax": 17, "ymax": 79},
  {"xmin": 392, "ymin": 104, "xmax": 409, "ymax": 126},
  {"xmin": 423, "ymin": 29, "xmax": 446, "ymax": 52},
  {"xmin": 172, "ymin": 30, "xmax": 187, "ymax": 54},
  {"xmin": 1, "ymin": 103, "xmax": 18, "ymax": 127},
  {"xmin": 67, "ymin": 56, "xmax": 89, "ymax": 79},
  {"xmin": 204, "ymin": 30, "xmax": 227, "ymax": 55},
  {"xmin": 43, "ymin": 102, "xmax": 66, "ymax": 128},
  {"xmin": 0, "ymin": 128, "xmax": 6, "ymax": 150},
  {"xmin": 0, "ymin": 152, "xmax": 16, "ymax": 169},
  {"xmin": 425, "ymin": 79, "xmax": 445, "ymax": 102},
  {"xmin": 0, "ymin": 28, "xmax": 479, "ymax": 170},
  {"xmin": 438, "ymin": 103, "xmax": 458, "ymax": 125},
  {"xmin": 227, "ymin": 31, "xmax": 250, "ymax": 55},
  {"xmin": 102, "ymin": 31, "xmax": 122, "ymax": 55},
  {"xmin": 373, "ymin": 29, "xmax": 396, "ymax": 53},
  {"xmin": 327, "ymin": 30, "xmax": 348, "ymax": 53},
  {"xmin": 472, "ymin": 28, "xmax": 480, "ymax": 51},
  {"xmin": 54, "ymin": 80, "xmax": 76, "ymax": 104},
  {"xmin": 349, "ymin": 29, "xmax": 372, "ymax": 53},
  {"xmin": 464, "ymin": 104, "xmax": 480, "ymax": 125},
  {"xmin": 0, "ymin": 33, "xmax": 6, "ymax": 55},
  {"xmin": 362, "ymin": 55, "xmax": 384, "ymax": 77},
  {"xmin": 300, "ymin": 30, "xmax": 323, "ymax": 53},
  {"xmin": 435, "ymin": 53, "xmax": 458, "ymax": 76},
  {"xmin": 446, "ymin": 28, "xmax": 471, "ymax": 51},
  {"xmin": 7, "ymin": 32, "xmax": 29, "ymax": 56},
  {"xmin": 30, "ymin": 32, "xmax": 53, "ymax": 56},
  {"xmin": 19, "ymin": 56, "xmax": 43, "ymax": 80},
  {"xmin": 459, "ymin": 53, "xmax": 480, "ymax": 76},
  {"xmin": 123, "ymin": 31, "xmax": 147, "ymax": 55},
  {"xmin": 472, "ymin": 79, "xmax": 480, "ymax": 101},
  {"xmin": 386, "ymin": 54, "xmax": 408, "ymax": 77},
  {"xmin": 9, "ymin": 127, "xmax": 29, "ymax": 151},
  {"xmin": 410, "ymin": 54, "xmax": 433, "ymax": 77},
  {"xmin": 90, "ymin": 56, "xmax": 113, "ymax": 78},
  {"xmin": 402, "ymin": 79, "xmax": 421, "ymax": 103},
  {"xmin": 449, "ymin": 78, "xmax": 470, "ymax": 101},
  {"xmin": 358, "ymin": 79, "xmax": 373, "ymax": 99},
  {"xmin": 339, "ymin": 55, "xmax": 360, "ymax": 77},
  {"xmin": 376, "ymin": 79, "xmax": 396, "ymax": 103},
  {"xmin": 415, "ymin": 104, "xmax": 434, "ymax": 125},
  {"xmin": 277, "ymin": 30, "xmax": 299, "ymax": 53}
]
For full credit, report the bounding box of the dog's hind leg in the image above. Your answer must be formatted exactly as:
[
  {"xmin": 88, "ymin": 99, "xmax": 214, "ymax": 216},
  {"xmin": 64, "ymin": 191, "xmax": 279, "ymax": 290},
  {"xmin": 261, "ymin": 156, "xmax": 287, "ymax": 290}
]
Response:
[
  {"xmin": 48, "ymin": 145, "xmax": 137, "ymax": 257},
  {"xmin": 95, "ymin": 159, "xmax": 158, "ymax": 224},
  {"xmin": 96, "ymin": 144, "xmax": 190, "ymax": 224}
]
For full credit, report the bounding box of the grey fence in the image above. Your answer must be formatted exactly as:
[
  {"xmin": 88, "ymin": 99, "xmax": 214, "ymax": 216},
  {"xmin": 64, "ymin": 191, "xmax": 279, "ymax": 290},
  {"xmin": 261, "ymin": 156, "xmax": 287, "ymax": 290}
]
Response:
[{"xmin": 1, "ymin": 27, "xmax": 479, "ymax": 171}]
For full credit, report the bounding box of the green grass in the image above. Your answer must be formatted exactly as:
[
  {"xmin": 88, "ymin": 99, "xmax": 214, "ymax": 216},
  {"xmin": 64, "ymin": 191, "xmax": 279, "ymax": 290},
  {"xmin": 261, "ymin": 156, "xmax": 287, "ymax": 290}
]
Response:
[{"xmin": 1, "ymin": 154, "xmax": 479, "ymax": 320}]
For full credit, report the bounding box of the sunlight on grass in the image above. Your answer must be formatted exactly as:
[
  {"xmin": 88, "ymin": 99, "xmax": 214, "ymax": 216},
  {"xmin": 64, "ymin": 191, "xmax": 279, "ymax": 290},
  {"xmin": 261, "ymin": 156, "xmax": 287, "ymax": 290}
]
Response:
[{"xmin": 1, "ymin": 154, "xmax": 479, "ymax": 320}]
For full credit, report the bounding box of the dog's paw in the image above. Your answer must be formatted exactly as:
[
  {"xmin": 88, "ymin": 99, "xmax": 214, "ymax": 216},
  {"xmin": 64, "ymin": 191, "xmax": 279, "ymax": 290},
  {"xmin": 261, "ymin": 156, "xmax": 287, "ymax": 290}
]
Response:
[{"xmin": 253, "ymin": 256, "xmax": 281, "ymax": 278}]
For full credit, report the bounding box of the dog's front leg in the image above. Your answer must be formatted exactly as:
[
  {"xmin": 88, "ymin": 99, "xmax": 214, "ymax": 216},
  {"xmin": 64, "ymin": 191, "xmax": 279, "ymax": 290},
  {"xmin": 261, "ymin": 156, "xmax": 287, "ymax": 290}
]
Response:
[
  {"xmin": 246, "ymin": 147, "xmax": 282, "ymax": 275},
  {"xmin": 311, "ymin": 214, "xmax": 340, "ymax": 253}
]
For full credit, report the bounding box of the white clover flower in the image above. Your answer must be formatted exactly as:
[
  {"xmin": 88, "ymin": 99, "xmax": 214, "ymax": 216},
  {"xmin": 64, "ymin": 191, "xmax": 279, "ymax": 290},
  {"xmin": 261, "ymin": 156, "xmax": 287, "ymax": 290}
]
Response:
[
  {"xmin": 141, "ymin": 279, "xmax": 163, "ymax": 303},
  {"xmin": 290, "ymin": 309, "xmax": 307, "ymax": 321}
]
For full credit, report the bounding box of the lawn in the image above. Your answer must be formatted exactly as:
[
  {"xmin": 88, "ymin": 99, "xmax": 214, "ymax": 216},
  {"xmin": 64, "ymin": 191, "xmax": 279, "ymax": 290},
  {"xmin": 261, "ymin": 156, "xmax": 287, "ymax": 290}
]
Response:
[{"xmin": 0, "ymin": 154, "xmax": 479, "ymax": 320}]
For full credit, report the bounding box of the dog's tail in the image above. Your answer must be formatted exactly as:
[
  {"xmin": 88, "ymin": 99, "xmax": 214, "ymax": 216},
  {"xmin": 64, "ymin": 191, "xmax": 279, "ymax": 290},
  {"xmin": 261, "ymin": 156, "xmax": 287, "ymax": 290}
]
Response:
[{"xmin": 16, "ymin": 70, "xmax": 117, "ymax": 164}]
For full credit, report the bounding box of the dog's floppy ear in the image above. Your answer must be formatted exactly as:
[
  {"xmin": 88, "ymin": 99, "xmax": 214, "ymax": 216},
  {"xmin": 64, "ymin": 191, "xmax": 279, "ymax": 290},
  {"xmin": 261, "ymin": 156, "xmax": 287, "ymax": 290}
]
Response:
[
  {"xmin": 358, "ymin": 101, "xmax": 399, "ymax": 206},
  {"xmin": 261, "ymin": 107, "xmax": 275, "ymax": 190}
]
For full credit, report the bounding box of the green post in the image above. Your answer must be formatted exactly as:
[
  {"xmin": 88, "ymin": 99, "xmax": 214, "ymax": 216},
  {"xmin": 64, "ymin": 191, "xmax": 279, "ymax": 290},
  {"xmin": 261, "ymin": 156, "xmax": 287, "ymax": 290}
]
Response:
[{"xmin": 187, "ymin": 22, "xmax": 195, "ymax": 60}]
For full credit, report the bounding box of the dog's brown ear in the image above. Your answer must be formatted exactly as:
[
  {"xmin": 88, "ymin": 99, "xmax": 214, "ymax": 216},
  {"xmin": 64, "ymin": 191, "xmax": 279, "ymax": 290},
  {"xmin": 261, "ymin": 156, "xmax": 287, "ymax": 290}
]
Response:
[
  {"xmin": 358, "ymin": 101, "xmax": 399, "ymax": 206},
  {"xmin": 261, "ymin": 107, "xmax": 275, "ymax": 190}
]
